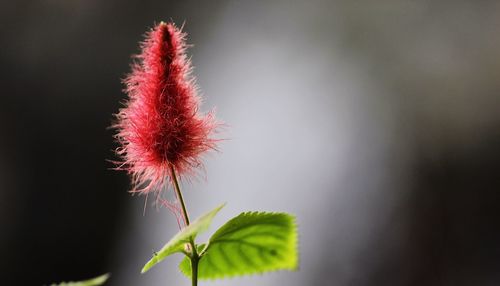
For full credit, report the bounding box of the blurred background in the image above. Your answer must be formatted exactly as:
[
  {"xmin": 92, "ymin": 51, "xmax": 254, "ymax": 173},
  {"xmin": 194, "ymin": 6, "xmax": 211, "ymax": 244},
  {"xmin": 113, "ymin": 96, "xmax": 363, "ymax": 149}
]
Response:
[{"xmin": 1, "ymin": 1, "xmax": 500, "ymax": 285}]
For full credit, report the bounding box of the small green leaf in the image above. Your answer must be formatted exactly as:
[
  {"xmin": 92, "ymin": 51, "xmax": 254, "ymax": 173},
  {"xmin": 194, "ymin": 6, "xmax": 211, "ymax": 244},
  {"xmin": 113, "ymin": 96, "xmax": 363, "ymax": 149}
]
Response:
[
  {"xmin": 50, "ymin": 273, "xmax": 110, "ymax": 286},
  {"xmin": 180, "ymin": 212, "xmax": 298, "ymax": 279},
  {"xmin": 141, "ymin": 203, "xmax": 225, "ymax": 273}
]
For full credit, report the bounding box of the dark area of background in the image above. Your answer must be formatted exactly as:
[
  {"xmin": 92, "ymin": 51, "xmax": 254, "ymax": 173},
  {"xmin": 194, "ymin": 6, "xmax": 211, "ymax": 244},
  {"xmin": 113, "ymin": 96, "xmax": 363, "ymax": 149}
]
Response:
[{"xmin": 1, "ymin": 1, "xmax": 499, "ymax": 285}]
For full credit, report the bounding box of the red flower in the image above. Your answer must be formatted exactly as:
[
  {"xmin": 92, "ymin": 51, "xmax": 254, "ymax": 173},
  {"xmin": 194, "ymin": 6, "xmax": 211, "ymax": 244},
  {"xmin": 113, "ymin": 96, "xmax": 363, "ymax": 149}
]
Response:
[{"xmin": 115, "ymin": 22, "xmax": 218, "ymax": 195}]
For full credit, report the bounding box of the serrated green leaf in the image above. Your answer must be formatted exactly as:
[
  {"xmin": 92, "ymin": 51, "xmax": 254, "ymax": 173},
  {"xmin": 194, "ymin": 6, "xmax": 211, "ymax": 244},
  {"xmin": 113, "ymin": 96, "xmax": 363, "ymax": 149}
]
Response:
[
  {"xmin": 180, "ymin": 212, "xmax": 298, "ymax": 279},
  {"xmin": 50, "ymin": 273, "xmax": 109, "ymax": 286},
  {"xmin": 141, "ymin": 203, "xmax": 225, "ymax": 273}
]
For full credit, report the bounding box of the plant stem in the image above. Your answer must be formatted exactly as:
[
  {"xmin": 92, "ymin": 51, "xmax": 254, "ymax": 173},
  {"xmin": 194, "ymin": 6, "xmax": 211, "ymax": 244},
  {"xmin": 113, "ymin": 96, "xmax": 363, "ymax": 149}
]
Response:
[
  {"xmin": 191, "ymin": 255, "xmax": 199, "ymax": 286},
  {"xmin": 170, "ymin": 164, "xmax": 190, "ymax": 225},
  {"xmin": 169, "ymin": 165, "xmax": 199, "ymax": 286}
]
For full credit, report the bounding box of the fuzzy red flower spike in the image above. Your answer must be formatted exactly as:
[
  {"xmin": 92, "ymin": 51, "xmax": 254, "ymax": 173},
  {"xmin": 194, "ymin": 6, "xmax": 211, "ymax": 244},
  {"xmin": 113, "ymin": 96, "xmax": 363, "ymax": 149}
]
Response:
[{"xmin": 115, "ymin": 22, "xmax": 218, "ymax": 197}]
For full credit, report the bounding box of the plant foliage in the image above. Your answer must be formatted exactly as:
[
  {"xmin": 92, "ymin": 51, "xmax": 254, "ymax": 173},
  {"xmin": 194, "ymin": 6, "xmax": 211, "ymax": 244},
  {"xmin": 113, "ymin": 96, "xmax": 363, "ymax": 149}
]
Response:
[
  {"xmin": 179, "ymin": 212, "xmax": 298, "ymax": 279},
  {"xmin": 51, "ymin": 273, "xmax": 109, "ymax": 286},
  {"xmin": 141, "ymin": 204, "xmax": 225, "ymax": 273}
]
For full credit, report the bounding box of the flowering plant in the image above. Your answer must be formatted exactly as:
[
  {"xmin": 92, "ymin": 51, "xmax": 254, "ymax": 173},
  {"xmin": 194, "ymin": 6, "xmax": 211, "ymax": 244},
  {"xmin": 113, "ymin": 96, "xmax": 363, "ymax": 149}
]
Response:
[{"xmin": 115, "ymin": 22, "xmax": 298, "ymax": 285}]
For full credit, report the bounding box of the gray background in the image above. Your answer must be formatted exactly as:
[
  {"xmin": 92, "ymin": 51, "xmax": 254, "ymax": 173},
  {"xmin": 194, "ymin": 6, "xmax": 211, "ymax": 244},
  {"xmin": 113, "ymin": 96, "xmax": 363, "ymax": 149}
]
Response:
[{"xmin": 1, "ymin": 1, "xmax": 499, "ymax": 285}]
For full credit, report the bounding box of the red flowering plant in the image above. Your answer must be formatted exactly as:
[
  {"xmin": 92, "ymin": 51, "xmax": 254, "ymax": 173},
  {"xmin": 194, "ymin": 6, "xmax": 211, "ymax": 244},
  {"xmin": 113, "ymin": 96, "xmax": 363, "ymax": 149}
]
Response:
[{"xmin": 114, "ymin": 22, "xmax": 298, "ymax": 286}]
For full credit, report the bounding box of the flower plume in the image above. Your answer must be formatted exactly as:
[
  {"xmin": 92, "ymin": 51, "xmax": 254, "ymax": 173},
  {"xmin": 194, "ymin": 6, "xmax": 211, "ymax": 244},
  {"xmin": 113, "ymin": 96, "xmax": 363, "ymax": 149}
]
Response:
[{"xmin": 115, "ymin": 22, "xmax": 218, "ymax": 195}]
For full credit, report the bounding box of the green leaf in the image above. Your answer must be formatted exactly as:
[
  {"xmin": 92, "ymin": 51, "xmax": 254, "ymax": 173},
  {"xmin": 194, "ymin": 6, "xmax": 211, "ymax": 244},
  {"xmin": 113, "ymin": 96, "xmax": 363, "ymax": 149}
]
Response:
[
  {"xmin": 50, "ymin": 273, "xmax": 110, "ymax": 286},
  {"xmin": 180, "ymin": 212, "xmax": 298, "ymax": 279},
  {"xmin": 141, "ymin": 203, "xmax": 225, "ymax": 273}
]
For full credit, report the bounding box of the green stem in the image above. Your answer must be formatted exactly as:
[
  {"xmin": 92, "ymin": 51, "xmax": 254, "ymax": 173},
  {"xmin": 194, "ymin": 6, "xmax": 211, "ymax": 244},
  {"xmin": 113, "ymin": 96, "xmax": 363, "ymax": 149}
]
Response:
[
  {"xmin": 169, "ymin": 165, "xmax": 199, "ymax": 286},
  {"xmin": 191, "ymin": 256, "xmax": 199, "ymax": 286}
]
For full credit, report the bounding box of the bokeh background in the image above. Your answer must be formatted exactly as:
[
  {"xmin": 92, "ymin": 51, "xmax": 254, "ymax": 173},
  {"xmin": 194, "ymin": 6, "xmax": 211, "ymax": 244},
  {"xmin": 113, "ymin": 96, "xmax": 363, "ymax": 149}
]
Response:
[{"xmin": 1, "ymin": 1, "xmax": 500, "ymax": 285}]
